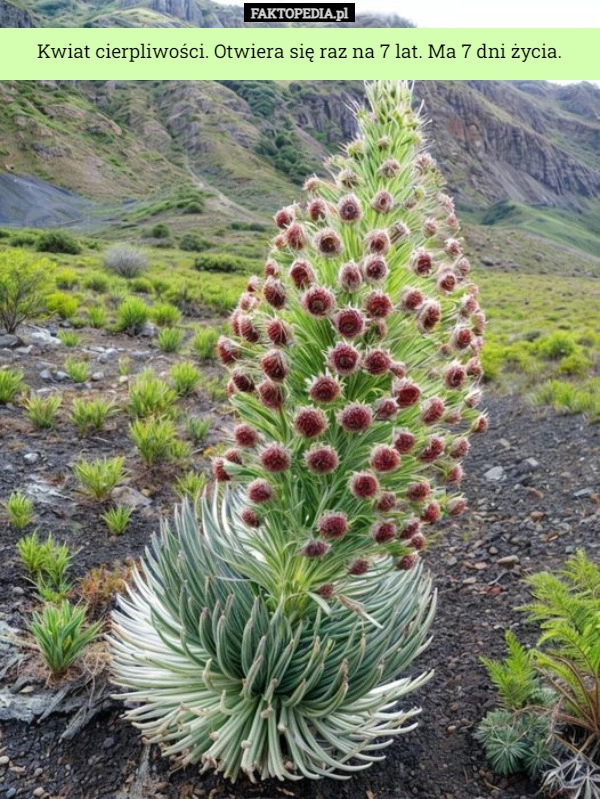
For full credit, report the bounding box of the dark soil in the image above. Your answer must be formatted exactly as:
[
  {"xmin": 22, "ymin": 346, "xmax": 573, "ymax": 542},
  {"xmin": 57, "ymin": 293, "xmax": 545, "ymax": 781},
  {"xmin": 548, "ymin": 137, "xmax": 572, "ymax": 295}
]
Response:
[{"xmin": 1, "ymin": 326, "xmax": 599, "ymax": 799}]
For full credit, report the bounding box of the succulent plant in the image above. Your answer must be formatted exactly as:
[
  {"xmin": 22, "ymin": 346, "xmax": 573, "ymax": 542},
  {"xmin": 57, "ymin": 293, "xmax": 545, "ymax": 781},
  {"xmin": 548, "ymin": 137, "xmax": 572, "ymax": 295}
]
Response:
[{"xmin": 110, "ymin": 81, "xmax": 485, "ymax": 782}]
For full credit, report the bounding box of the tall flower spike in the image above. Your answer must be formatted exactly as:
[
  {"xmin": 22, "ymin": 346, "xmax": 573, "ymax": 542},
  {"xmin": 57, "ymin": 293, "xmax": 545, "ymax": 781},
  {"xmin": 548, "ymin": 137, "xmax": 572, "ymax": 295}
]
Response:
[{"xmin": 111, "ymin": 81, "xmax": 485, "ymax": 784}]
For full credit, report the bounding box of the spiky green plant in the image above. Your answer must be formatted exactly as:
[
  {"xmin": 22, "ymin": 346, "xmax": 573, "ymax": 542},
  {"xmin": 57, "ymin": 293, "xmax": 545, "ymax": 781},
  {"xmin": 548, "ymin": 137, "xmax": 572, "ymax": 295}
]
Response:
[
  {"xmin": 129, "ymin": 416, "xmax": 178, "ymax": 466},
  {"xmin": 70, "ymin": 397, "xmax": 119, "ymax": 436},
  {"xmin": 128, "ymin": 370, "xmax": 177, "ymax": 419},
  {"xmin": 102, "ymin": 505, "xmax": 132, "ymax": 536},
  {"xmin": 170, "ymin": 361, "xmax": 201, "ymax": 397},
  {"xmin": 87, "ymin": 305, "xmax": 108, "ymax": 329},
  {"xmin": 157, "ymin": 326, "xmax": 184, "ymax": 353},
  {"xmin": 57, "ymin": 330, "xmax": 80, "ymax": 348},
  {"xmin": 64, "ymin": 356, "xmax": 90, "ymax": 384},
  {"xmin": 174, "ymin": 470, "xmax": 207, "ymax": 501},
  {"xmin": 0, "ymin": 367, "xmax": 25, "ymax": 404},
  {"xmin": 32, "ymin": 601, "xmax": 101, "ymax": 677},
  {"xmin": 17, "ymin": 532, "xmax": 74, "ymax": 601},
  {"xmin": 191, "ymin": 325, "xmax": 220, "ymax": 361},
  {"xmin": 23, "ymin": 393, "xmax": 62, "ymax": 430},
  {"xmin": 110, "ymin": 81, "xmax": 485, "ymax": 782},
  {"xmin": 73, "ymin": 456, "xmax": 125, "ymax": 500},
  {"xmin": 186, "ymin": 415, "xmax": 211, "ymax": 445},
  {"xmin": 4, "ymin": 490, "xmax": 34, "ymax": 529}
]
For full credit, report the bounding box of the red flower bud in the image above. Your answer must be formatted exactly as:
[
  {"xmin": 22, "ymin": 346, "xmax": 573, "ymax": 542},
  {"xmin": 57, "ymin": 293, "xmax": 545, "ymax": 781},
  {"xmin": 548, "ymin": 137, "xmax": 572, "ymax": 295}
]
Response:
[
  {"xmin": 363, "ymin": 255, "xmax": 389, "ymax": 284},
  {"xmin": 399, "ymin": 518, "xmax": 421, "ymax": 540},
  {"xmin": 248, "ymin": 479, "xmax": 274, "ymax": 504},
  {"xmin": 318, "ymin": 511, "xmax": 348, "ymax": 539},
  {"xmin": 257, "ymin": 380, "xmax": 285, "ymax": 411},
  {"xmin": 241, "ymin": 507, "xmax": 260, "ymax": 528},
  {"xmin": 338, "ymin": 194, "xmax": 362, "ymax": 223},
  {"xmin": 274, "ymin": 206, "xmax": 294, "ymax": 229},
  {"xmin": 212, "ymin": 458, "xmax": 230, "ymax": 482},
  {"xmin": 338, "ymin": 262, "xmax": 363, "ymax": 292},
  {"xmin": 364, "ymin": 349, "xmax": 392, "ymax": 376},
  {"xmin": 395, "ymin": 380, "xmax": 421, "ymax": 408},
  {"xmin": 397, "ymin": 553, "xmax": 418, "ymax": 571},
  {"xmin": 452, "ymin": 326, "xmax": 473, "ymax": 350},
  {"xmin": 364, "ymin": 291, "xmax": 393, "ymax": 319},
  {"xmin": 263, "ymin": 277, "xmax": 286, "ymax": 310},
  {"xmin": 365, "ymin": 229, "xmax": 391, "ymax": 255},
  {"xmin": 370, "ymin": 445, "xmax": 401, "ymax": 473},
  {"xmin": 378, "ymin": 158, "xmax": 400, "ymax": 178},
  {"xmin": 294, "ymin": 407, "xmax": 328, "ymax": 438},
  {"xmin": 335, "ymin": 308, "xmax": 366, "ymax": 339},
  {"xmin": 448, "ymin": 437, "xmax": 470, "ymax": 459},
  {"xmin": 338, "ymin": 403, "xmax": 373, "ymax": 433},
  {"xmin": 411, "ymin": 533, "xmax": 427, "ymax": 550},
  {"xmin": 472, "ymin": 414, "xmax": 488, "ymax": 434},
  {"xmin": 375, "ymin": 398, "xmax": 398, "ymax": 421},
  {"xmin": 234, "ymin": 424, "xmax": 259, "ymax": 448},
  {"xmin": 304, "ymin": 445, "xmax": 339, "ymax": 474},
  {"xmin": 390, "ymin": 221, "xmax": 410, "ymax": 243},
  {"xmin": 315, "ymin": 228, "xmax": 343, "ymax": 257},
  {"xmin": 445, "ymin": 364, "xmax": 466, "ymax": 390},
  {"xmin": 348, "ymin": 558, "xmax": 370, "ymax": 576},
  {"xmin": 307, "ymin": 197, "xmax": 327, "ymax": 222},
  {"xmin": 423, "ymin": 218, "xmax": 438, "ymax": 237},
  {"xmin": 455, "ymin": 257, "xmax": 471, "ymax": 277},
  {"xmin": 238, "ymin": 314, "xmax": 261, "ymax": 344},
  {"xmin": 417, "ymin": 301, "xmax": 442, "ymax": 332},
  {"xmin": 437, "ymin": 270, "xmax": 457, "ymax": 294},
  {"xmin": 349, "ymin": 471, "xmax": 379, "ymax": 500},
  {"xmin": 419, "ymin": 435, "xmax": 445, "ymax": 462},
  {"xmin": 285, "ymin": 221, "xmax": 308, "ymax": 251},
  {"xmin": 264, "ymin": 260, "xmax": 280, "ymax": 278},
  {"xmin": 317, "ymin": 583, "xmax": 334, "ymax": 598},
  {"xmin": 217, "ymin": 336, "xmax": 240, "ymax": 366},
  {"xmin": 371, "ymin": 190, "xmax": 395, "ymax": 214},
  {"xmin": 302, "ymin": 540, "xmax": 330, "ymax": 558},
  {"xmin": 394, "ymin": 429, "xmax": 416, "ymax": 454},
  {"xmin": 400, "ymin": 288, "xmax": 424, "ymax": 312},
  {"xmin": 266, "ymin": 318, "xmax": 292, "ymax": 347},
  {"xmin": 223, "ymin": 448, "xmax": 242, "ymax": 465},
  {"xmin": 261, "ymin": 349, "xmax": 289, "ymax": 382},
  {"xmin": 421, "ymin": 501, "xmax": 441, "ymax": 524},
  {"xmin": 231, "ymin": 369, "xmax": 255, "ymax": 394},
  {"xmin": 445, "ymin": 238, "xmax": 462, "ymax": 257},
  {"xmin": 376, "ymin": 492, "xmax": 397, "ymax": 512},
  {"xmin": 412, "ymin": 249, "xmax": 433, "ymax": 277},
  {"xmin": 308, "ymin": 374, "xmax": 342, "ymax": 403},
  {"xmin": 328, "ymin": 342, "xmax": 361, "ymax": 376},
  {"xmin": 260, "ymin": 444, "xmax": 291, "ymax": 473},
  {"xmin": 289, "ymin": 259, "xmax": 316, "ymax": 289},
  {"xmin": 421, "ymin": 397, "xmax": 446, "ymax": 425},
  {"xmin": 447, "ymin": 496, "xmax": 467, "ymax": 516},
  {"xmin": 302, "ymin": 286, "xmax": 336, "ymax": 317},
  {"xmin": 371, "ymin": 520, "xmax": 397, "ymax": 543},
  {"xmin": 407, "ymin": 481, "xmax": 431, "ymax": 502}
]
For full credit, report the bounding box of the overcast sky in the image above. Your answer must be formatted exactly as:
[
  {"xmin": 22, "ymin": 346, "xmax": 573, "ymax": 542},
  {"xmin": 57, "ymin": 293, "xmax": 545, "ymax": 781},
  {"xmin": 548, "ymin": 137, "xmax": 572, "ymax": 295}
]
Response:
[{"xmin": 222, "ymin": 0, "xmax": 599, "ymax": 29}]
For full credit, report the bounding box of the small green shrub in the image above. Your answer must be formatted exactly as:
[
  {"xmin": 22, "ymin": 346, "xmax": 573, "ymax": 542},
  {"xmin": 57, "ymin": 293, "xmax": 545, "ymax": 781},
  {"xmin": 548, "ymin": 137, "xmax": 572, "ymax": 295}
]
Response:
[
  {"xmin": 150, "ymin": 278, "xmax": 172, "ymax": 298},
  {"xmin": 175, "ymin": 470, "xmax": 207, "ymax": 501},
  {"xmin": 70, "ymin": 397, "xmax": 119, "ymax": 436},
  {"xmin": 151, "ymin": 302, "xmax": 182, "ymax": 328},
  {"xmin": 57, "ymin": 330, "xmax": 80, "ymax": 348},
  {"xmin": 534, "ymin": 332, "xmax": 578, "ymax": 360},
  {"xmin": 73, "ymin": 456, "xmax": 125, "ymax": 500},
  {"xmin": 64, "ymin": 356, "xmax": 90, "ymax": 384},
  {"xmin": 0, "ymin": 251, "xmax": 52, "ymax": 333},
  {"xmin": 182, "ymin": 201, "xmax": 204, "ymax": 215},
  {"xmin": 116, "ymin": 297, "xmax": 150, "ymax": 335},
  {"xmin": 3, "ymin": 490, "xmax": 34, "ymax": 529},
  {"xmin": 23, "ymin": 394, "xmax": 62, "ymax": 430},
  {"xmin": 46, "ymin": 291, "xmax": 79, "ymax": 320},
  {"xmin": 150, "ymin": 223, "xmax": 170, "ymax": 239},
  {"xmin": 55, "ymin": 268, "xmax": 79, "ymax": 289},
  {"xmin": 87, "ymin": 306, "xmax": 108, "ymax": 329},
  {"xmin": 0, "ymin": 367, "xmax": 25, "ymax": 404},
  {"xmin": 186, "ymin": 416, "xmax": 211, "ymax": 445},
  {"xmin": 17, "ymin": 531, "xmax": 56, "ymax": 576},
  {"xmin": 191, "ymin": 326, "xmax": 219, "ymax": 362},
  {"xmin": 128, "ymin": 370, "xmax": 176, "ymax": 419},
  {"xmin": 102, "ymin": 505, "xmax": 132, "ymax": 536},
  {"xmin": 157, "ymin": 327, "xmax": 184, "ymax": 353},
  {"xmin": 130, "ymin": 416, "xmax": 178, "ymax": 466},
  {"xmin": 192, "ymin": 253, "xmax": 255, "ymax": 275},
  {"xmin": 199, "ymin": 375, "xmax": 227, "ymax": 403},
  {"xmin": 9, "ymin": 232, "xmax": 38, "ymax": 248},
  {"xmin": 130, "ymin": 277, "xmax": 153, "ymax": 295},
  {"xmin": 83, "ymin": 273, "xmax": 109, "ymax": 293},
  {"xmin": 104, "ymin": 245, "xmax": 148, "ymax": 278},
  {"xmin": 31, "ymin": 601, "xmax": 101, "ymax": 677},
  {"xmin": 170, "ymin": 362, "xmax": 201, "ymax": 397},
  {"xmin": 179, "ymin": 234, "xmax": 211, "ymax": 252},
  {"xmin": 36, "ymin": 230, "xmax": 82, "ymax": 255}
]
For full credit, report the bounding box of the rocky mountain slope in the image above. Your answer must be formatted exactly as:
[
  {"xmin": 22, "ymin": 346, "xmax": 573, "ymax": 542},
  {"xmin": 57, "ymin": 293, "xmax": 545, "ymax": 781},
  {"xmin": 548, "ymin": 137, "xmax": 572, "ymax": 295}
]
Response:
[
  {"xmin": 3, "ymin": 0, "xmax": 413, "ymax": 28},
  {"xmin": 0, "ymin": 79, "xmax": 599, "ymax": 255}
]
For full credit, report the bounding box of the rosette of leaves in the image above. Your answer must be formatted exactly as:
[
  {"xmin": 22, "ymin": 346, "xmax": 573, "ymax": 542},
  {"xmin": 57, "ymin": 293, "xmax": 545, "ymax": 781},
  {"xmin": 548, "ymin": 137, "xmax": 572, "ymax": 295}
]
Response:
[{"xmin": 110, "ymin": 81, "xmax": 485, "ymax": 782}]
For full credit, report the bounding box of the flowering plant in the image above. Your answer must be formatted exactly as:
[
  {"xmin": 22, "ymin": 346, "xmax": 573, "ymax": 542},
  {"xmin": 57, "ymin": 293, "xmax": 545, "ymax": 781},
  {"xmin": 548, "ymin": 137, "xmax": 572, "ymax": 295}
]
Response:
[{"xmin": 111, "ymin": 81, "xmax": 485, "ymax": 782}]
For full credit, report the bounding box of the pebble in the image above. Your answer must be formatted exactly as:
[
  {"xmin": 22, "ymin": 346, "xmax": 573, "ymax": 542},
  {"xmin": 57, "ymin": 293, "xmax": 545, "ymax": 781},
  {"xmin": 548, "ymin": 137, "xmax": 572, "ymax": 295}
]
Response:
[
  {"xmin": 574, "ymin": 488, "xmax": 594, "ymax": 498},
  {"xmin": 530, "ymin": 511, "xmax": 544, "ymax": 521},
  {"xmin": 488, "ymin": 546, "xmax": 498, "ymax": 555},
  {"xmin": 33, "ymin": 788, "xmax": 45, "ymax": 797},
  {"xmin": 6, "ymin": 788, "xmax": 16, "ymax": 798},
  {"xmin": 497, "ymin": 555, "xmax": 520, "ymax": 567},
  {"xmin": 54, "ymin": 370, "xmax": 68, "ymax": 381},
  {"xmin": 102, "ymin": 737, "xmax": 115, "ymax": 749},
  {"xmin": 0, "ymin": 334, "xmax": 20, "ymax": 348},
  {"xmin": 23, "ymin": 452, "xmax": 40, "ymax": 465},
  {"xmin": 484, "ymin": 466, "xmax": 504, "ymax": 481},
  {"xmin": 39, "ymin": 369, "xmax": 53, "ymax": 381},
  {"xmin": 90, "ymin": 371, "xmax": 105, "ymax": 382},
  {"xmin": 0, "ymin": 755, "xmax": 9, "ymax": 765}
]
